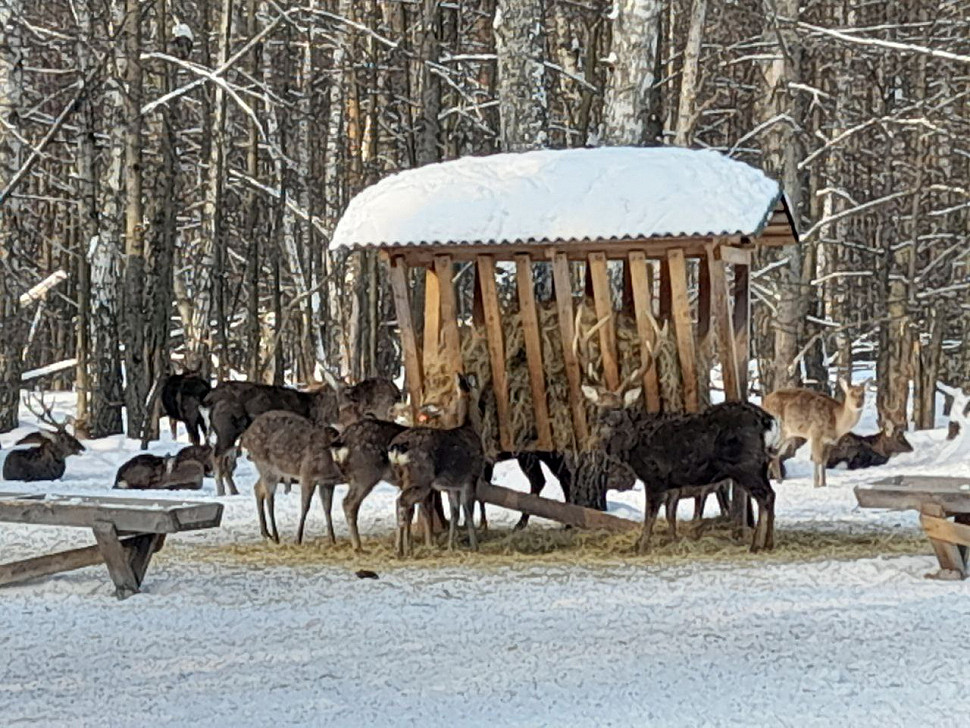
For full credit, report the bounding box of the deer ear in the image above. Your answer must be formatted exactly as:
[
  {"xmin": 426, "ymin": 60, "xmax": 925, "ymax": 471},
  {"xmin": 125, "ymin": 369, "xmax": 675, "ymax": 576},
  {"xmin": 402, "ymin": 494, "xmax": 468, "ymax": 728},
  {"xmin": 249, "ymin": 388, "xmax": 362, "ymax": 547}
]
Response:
[
  {"xmin": 581, "ymin": 385, "xmax": 599, "ymax": 403},
  {"xmin": 623, "ymin": 388, "xmax": 642, "ymax": 408},
  {"xmin": 14, "ymin": 433, "xmax": 47, "ymax": 447},
  {"xmin": 838, "ymin": 378, "xmax": 850, "ymax": 393}
]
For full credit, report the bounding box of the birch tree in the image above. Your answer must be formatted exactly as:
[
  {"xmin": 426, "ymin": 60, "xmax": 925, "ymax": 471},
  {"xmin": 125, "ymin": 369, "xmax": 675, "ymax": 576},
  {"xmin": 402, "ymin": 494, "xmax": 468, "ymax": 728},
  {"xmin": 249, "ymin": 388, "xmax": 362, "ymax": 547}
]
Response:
[{"xmin": 494, "ymin": 0, "xmax": 547, "ymax": 151}]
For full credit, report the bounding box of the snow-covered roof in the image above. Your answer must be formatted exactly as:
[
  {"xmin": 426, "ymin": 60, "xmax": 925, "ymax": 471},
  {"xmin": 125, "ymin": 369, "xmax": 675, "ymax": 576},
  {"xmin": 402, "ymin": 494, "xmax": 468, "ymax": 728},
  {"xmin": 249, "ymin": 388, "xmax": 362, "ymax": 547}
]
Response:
[{"xmin": 330, "ymin": 147, "xmax": 796, "ymax": 251}]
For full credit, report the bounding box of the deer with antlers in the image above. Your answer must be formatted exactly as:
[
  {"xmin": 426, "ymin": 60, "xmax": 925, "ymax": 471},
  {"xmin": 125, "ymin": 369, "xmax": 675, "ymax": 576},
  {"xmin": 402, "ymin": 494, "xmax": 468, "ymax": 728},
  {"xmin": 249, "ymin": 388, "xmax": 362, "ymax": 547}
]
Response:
[{"xmin": 3, "ymin": 394, "xmax": 85, "ymax": 481}]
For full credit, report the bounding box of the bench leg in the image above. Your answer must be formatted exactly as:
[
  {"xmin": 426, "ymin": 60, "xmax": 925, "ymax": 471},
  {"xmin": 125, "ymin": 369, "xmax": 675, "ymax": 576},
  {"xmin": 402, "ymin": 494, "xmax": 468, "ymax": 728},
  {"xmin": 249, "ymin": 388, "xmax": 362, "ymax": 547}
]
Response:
[
  {"xmin": 93, "ymin": 523, "xmax": 164, "ymax": 599},
  {"xmin": 919, "ymin": 507, "xmax": 969, "ymax": 581}
]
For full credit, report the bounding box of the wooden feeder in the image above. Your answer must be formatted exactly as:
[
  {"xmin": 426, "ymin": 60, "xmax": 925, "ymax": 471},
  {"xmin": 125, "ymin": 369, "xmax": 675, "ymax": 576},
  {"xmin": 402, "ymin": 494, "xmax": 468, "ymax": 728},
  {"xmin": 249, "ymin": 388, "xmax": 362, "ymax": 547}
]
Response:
[{"xmin": 331, "ymin": 147, "xmax": 799, "ymax": 458}]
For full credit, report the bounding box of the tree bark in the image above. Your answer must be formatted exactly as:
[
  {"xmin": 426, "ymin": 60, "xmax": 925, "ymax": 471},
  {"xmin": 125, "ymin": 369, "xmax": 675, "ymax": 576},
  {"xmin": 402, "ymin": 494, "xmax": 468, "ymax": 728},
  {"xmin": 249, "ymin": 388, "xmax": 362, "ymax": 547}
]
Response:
[
  {"xmin": 673, "ymin": 0, "xmax": 707, "ymax": 147},
  {"xmin": 494, "ymin": 0, "xmax": 547, "ymax": 151}
]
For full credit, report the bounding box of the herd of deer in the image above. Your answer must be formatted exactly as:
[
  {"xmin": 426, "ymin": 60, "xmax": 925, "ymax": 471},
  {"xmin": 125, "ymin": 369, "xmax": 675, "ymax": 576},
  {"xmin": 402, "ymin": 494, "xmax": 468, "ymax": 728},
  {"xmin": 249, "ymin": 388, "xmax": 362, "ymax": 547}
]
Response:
[{"xmin": 2, "ymin": 366, "xmax": 919, "ymax": 557}]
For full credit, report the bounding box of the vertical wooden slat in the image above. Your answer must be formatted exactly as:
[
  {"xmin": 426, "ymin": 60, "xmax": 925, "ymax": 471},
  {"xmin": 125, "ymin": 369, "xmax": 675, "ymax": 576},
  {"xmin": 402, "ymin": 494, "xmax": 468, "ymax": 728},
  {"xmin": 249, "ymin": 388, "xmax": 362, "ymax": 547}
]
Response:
[
  {"xmin": 433, "ymin": 254, "xmax": 463, "ymax": 377},
  {"xmin": 707, "ymin": 242, "xmax": 741, "ymax": 401},
  {"xmin": 422, "ymin": 268, "xmax": 440, "ymax": 374},
  {"xmin": 667, "ymin": 248, "xmax": 699, "ymax": 412},
  {"xmin": 515, "ymin": 254, "xmax": 553, "ymax": 450},
  {"xmin": 476, "ymin": 255, "xmax": 513, "ymax": 452},
  {"xmin": 551, "ymin": 252, "xmax": 589, "ymax": 444},
  {"xmin": 587, "ymin": 252, "xmax": 620, "ymax": 391},
  {"xmin": 388, "ymin": 256, "xmax": 423, "ymax": 419},
  {"xmin": 658, "ymin": 257, "xmax": 672, "ymax": 322},
  {"xmin": 697, "ymin": 255, "xmax": 712, "ymax": 345},
  {"xmin": 732, "ymin": 261, "xmax": 751, "ymax": 398},
  {"xmin": 628, "ymin": 251, "xmax": 661, "ymax": 412}
]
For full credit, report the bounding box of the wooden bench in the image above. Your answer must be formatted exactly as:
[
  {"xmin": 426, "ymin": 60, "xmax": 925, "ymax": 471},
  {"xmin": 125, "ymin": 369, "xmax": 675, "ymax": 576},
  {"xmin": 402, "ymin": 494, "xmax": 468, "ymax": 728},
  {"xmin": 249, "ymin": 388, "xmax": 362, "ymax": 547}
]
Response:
[
  {"xmin": 855, "ymin": 475, "xmax": 970, "ymax": 580},
  {"xmin": 0, "ymin": 492, "xmax": 223, "ymax": 599}
]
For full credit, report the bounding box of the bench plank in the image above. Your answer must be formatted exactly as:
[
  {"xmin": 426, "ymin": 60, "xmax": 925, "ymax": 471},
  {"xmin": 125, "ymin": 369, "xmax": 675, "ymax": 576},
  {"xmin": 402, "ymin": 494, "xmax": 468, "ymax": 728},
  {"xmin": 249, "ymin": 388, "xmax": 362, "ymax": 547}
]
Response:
[
  {"xmin": 854, "ymin": 476, "xmax": 970, "ymax": 515},
  {"xmin": 0, "ymin": 495, "xmax": 223, "ymax": 533}
]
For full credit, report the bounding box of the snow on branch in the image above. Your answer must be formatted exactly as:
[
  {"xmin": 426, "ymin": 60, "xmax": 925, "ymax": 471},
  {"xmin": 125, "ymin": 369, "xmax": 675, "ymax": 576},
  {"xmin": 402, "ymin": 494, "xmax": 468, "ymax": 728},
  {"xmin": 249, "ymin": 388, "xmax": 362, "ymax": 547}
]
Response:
[
  {"xmin": 19, "ymin": 270, "xmax": 68, "ymax": 308},
  {"xmin": 799, "ymin": 22, "xmax": 970, "ymax": 65},
  {"xmin": 21, "ymin": 358, "xmax": 77, "ymax": 381}
]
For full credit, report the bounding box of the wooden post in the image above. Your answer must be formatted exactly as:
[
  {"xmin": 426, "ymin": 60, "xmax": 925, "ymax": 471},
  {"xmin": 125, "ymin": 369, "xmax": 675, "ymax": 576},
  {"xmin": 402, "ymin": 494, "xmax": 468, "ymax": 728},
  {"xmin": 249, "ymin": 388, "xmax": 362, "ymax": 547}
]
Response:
[
  {"xmin": 388, "ymin": 256, "xmax": 423, "ymax": 419},
  {"xmin": 551, "ymin": 252, "xmax": 589, "ymax": 445},
  {"xmin": 515, "ymin": 254, "xmax": 553, "ymax": 450},
  {"xmin": 658, "ymin": 257, "xmax": 672, "ymax": 322},
  {"xmin": 666, "ymin": 248, "xmax": 699, "ymax": 412},
  {"xmin": 477, "ymin": 255, "xmax": 513, "ymax": 452},
  {"xmin": 627, "ymin": 251, "xmax": 661, "ymax": 412},
  {"xmin": 707, "ymin": 242, "xmax": 741, "ymax": 401},
  {"xmin": 697, "ymin": 254, "xmax": 713, "ymax": 404},
  {"xmin": 422, "ymin": 268, "xmax": 441, "ymax": 374},
  {"xmin": 433, "ymin": 254, "xmax": 463, "ymax": 379},
  {"xmin": 732, "ymin": 257, "xmax": 751, "ymax": 398},
  {"xmin": 587, "ymin": 252, "xmax": 620, "ymax": 391}
]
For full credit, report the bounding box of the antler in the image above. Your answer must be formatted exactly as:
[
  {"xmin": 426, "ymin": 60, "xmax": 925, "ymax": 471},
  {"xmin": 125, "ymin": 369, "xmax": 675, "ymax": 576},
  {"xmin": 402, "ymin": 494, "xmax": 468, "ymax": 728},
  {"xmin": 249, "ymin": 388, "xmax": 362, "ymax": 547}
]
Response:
[{"xmin": 23, "ymin": 391, "xmax": 70, "ymax": 433}]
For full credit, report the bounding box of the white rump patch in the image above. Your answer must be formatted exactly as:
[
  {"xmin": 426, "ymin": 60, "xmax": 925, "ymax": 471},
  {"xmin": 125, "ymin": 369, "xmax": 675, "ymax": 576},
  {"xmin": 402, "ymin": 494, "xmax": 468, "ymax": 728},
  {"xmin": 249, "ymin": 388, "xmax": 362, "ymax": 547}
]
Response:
[
  {"xmin": 388, "ymin": 450, "xmax": 409, "ymax": 466},
  {"xmin": 332, "ymin": 447, "xmax": 350, "ymax": 465}
]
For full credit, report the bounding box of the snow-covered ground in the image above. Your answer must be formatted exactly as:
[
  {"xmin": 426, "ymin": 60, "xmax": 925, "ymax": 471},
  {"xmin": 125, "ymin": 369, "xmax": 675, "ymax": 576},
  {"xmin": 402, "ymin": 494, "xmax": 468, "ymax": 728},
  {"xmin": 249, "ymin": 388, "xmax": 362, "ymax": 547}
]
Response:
[{"xmin": 1, "ymin": 391, "xmax": 968, "ymax": 727}]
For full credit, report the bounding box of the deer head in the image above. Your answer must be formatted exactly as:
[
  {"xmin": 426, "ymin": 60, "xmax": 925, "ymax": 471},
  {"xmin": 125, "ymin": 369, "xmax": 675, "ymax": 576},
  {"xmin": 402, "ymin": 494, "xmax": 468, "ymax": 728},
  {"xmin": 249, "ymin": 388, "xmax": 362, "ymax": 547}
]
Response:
[
  {"xmin": 22, "ymin": 393, "xmax": 85, "ymax": 457},
  {"xmin": 838, "ymin": 378, "xmax": 870, "ymax": 410}
]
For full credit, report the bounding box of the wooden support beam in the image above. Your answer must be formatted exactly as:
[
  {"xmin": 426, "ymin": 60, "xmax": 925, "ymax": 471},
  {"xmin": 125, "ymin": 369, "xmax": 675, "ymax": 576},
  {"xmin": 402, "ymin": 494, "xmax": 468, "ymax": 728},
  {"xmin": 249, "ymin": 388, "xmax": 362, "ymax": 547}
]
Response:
[
  {"xmin": 732, "ymin": 261, "xmax": 751, "ymax": 397},
  {"xmin": 476, "ymin": 255, "xmax": 513, "ymax": 452},
  {"xmin": 93, "ymin": 521, "xmax": 140, "ymax": 599},
  {"xmin": 422, "ymin": 268, "xmax": 441, "ymax": 374},
  {"xmin": 627, "ymin": 251, "xmax": 661, "ymax": 412},
  {"xmin": 707, "ymin": 243, "xmax": 742, "ymax": 401},
  {"xmin": 0, "ymin": 535, "xmax": 146, "ymax": 588},
  {"xmin": 515, "ymin": 254, "xmax": 553, "ymax": 450},
  {"xmin": 551, "ymin": 253, "xmax": 589, "ymax": 445},
  {"xmin": 921, "ymin": 505, "xmax": 969, "ymax": 579},
  {"xmin": 720, "ymin": 246, "xmax": 753, "ymax": 266},
  {"xmin": 587, "ymin": 252, "xmax": 620, "ymax": 391},
  {"xmin": 388, "ymin": 256, "xmax": 423, "ymax": 419},
  {"xmin": 658, "ymin": 258, "xmax": 672, "ymax": 322},
  {"xmin": 667, "ymin": 249, "xmax": 699, "ymax": 412},
  {"xmin": 433, "ymin": 254, "xmax": 463, "ymax": 379},
  {"xmin": 477, "ymin": 481, "xmax": 638, "ymax": 533}
]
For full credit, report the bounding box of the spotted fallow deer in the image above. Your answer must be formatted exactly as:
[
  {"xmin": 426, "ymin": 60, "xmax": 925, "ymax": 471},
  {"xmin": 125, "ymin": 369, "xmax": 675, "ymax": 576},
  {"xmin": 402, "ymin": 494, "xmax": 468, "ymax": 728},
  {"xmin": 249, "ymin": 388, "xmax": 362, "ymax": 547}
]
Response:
[{"xmin": 762, "ymin": 378, "xmax": 869, "ymax": 488}]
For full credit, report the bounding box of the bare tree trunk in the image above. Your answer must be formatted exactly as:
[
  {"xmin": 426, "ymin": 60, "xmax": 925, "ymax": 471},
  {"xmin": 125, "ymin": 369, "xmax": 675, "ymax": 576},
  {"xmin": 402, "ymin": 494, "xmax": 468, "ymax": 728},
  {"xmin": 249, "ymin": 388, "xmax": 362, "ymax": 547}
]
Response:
[
  {"xmin": 0, "ymin": 0, "xmax": 26, "ymax": 431},
  {"xmin": 494, "ymin": 0, "xmax": 547, "ymax": 151},
  {"xmin": 122, "ymin": 0, "xmax": 148, "ymax": 438},
  {"xmin": 673, "ymin": 0, "xmax": 707, "ymax": 147}
]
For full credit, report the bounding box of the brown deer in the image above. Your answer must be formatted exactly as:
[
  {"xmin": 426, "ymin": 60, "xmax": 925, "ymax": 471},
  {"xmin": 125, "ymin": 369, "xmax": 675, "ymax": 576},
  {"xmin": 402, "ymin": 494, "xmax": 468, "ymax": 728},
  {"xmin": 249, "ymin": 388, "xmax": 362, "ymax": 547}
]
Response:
[
  {"xmin": 2, "ymin": 395, "xmax": 85, "ymax": 482},
  {"xmin": 762, "ymin": 379, "xmax": 869, "ymax": 488},
  {"xmin": 113, "ymin": 445, "xmax": 212, "ymax": 490},
  {"xmin": 825, "ymin": 424, "xmax": 913, "ymax": 470},
  {"xmin": 388, "ymin": 374, "xmax": 485, "ymax": 557},
  {"xmin": 240, "ymin": 410, "xmax": 342, "ymax": 544}
]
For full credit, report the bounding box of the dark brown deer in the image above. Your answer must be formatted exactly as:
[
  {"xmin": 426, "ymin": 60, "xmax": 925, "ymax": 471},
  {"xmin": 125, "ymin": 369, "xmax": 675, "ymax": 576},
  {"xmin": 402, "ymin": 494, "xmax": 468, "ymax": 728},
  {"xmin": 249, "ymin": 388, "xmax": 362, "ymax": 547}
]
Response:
[
  {"xmin": 2, "ymin": 395, "xmax": 85, "ymax": 482},
  {"xmin": 825, "ymin": 424, "xmax": 913, "ymax": 470},
  {"xmin": 113, "ymin": 445, "xmax": 212, "ymax": 490},
  {"xmin": 240, "ymin": 410, "xmax": 342, "ymax": 544},
  {"xmin": 335, "ymin": 378, "xmax": 402, "ymax": 428},
  {"xmin": 388, "ymin": 375, "xmax": 485, "ymax": 557},
  {"xmin": 161, "ymin": 370, "xmax": 211, "ymax": 445}
]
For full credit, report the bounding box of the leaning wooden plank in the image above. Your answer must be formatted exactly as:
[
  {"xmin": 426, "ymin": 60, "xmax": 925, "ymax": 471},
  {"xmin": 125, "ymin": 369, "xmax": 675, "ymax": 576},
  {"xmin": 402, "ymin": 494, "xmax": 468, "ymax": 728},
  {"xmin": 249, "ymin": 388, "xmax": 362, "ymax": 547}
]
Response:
[
  {"xmin": 388, "ymin": 256, "xmax": 424, "ymax": 419},
  {"xmin": 707, "ymin": 243, "xmax": 741, "ymax": 401},
  {"xmin": 433, "ymin": 254, "xmax": 464, "ymax": 379},
  {"xmin": 422, "ymin": 267, "xmax": 441, "ymax": 374},
  {"xmin": 0, "ymin": 536, "xmax": 142, "ymax": 587},
  {"xmin": 0, "ymin": 498, "xmax": 222, "ymax": 533},
  {"xmin": 93, "ymin": 521, "xmax": 140, "ymax": 599},
  {"xmin": 920, "ymin": 513, "xmax": 970, "ymax": 548},
  {"xmin": 477, "ymin": 255, "xmax": 513, "ymax": 452},
  {"xmin": 627, "ymin": 251, "xmax": 661, "ymax": 412},
  {"xmin": 515, "ymin": 254, "xmax": 553, "ymax": 450},
  {"xmin": 920, "ymin": 507, "xmax": 968, "ymax": 579},
  {"xmin": 732, "ymin": 261, "xmax": 751, "ymax": 396},
  {"xmin": 477, "ymin": 482, "xmax": 638, "ymax": 533},
  {"xmin": 667, "ymin": 249, "xmax": 700, "ymax": 412},
  {"xmin": 551, "ymin": 252, "xmax": 589, "ymax": 444},
  {"xmin": 129, "ymin": 533, "xmax": 166, "ymax": 586},
  {"xmin": 588, "ymin": 252, "xmax": 620, "ymax": 391}
]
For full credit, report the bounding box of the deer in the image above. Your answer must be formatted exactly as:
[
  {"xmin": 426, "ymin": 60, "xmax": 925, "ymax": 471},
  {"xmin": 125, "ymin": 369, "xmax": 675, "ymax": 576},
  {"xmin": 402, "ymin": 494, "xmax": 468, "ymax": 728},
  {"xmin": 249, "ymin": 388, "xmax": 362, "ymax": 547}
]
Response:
[
  {"xmin": 240, "ymin": 410, "xmax": 342, "ymax": 544},
  {"xmin": 388, "ymin": 374, "xmax": 485, "ymax": 557},
  {"xmin": 2, "ymin": 395, "xmax": 85, "ymax": 482},
  {"xmin": 113, "ymin": 445, "xmax": 212, "ymax": 490},
  {"xmin": 762, "ymin": 378, "xmax": 869, "ymax": 488},
  {"xmin": 335, "ymin": 377, "xmax": 402, "ymax": 428},
  {"xmin": 825, "ymin": 423, "xmax": 913, "ymax": 470},
  {"xmin": 161, "ymin": 369, "xmax": 211, "ymax": 445}
]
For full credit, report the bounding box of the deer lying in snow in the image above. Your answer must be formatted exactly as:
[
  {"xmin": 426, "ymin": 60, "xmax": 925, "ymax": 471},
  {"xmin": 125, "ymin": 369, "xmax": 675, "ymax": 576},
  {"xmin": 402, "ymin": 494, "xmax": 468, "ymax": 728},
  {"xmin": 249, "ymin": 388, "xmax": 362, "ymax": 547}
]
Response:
[
  {"xmin": 114, "ymin": 445, "xmax": 213, "ymax": 490},
  {"xmin": 240, "ymin": 410, "xmax": 342, "ymax": 544},
  {"xmin": 2, "ymin": 396, "xmax": 85, "ymax": 482},
  {"xmin": 388, "ymin": 374, "xmax": 485, "ymax": 557},
  {"xmin": 762, "ymin": 379, "xmax": 868, "ymax": 488}
]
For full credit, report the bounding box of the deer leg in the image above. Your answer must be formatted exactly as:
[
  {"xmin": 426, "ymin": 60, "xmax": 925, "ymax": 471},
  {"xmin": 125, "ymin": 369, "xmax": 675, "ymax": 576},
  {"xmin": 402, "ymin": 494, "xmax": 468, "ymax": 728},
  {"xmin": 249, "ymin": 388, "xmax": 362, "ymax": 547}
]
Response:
[
  {"xmin": 666, "ymin": 491, "xmax": 679, "ymax": 540},
  {"xmin": 395, "ymin": 495, "xmax": 413, "ymax": 558},
  {"xmin": 420, "ymin": 495, "xmax": 435, "ymax": 549},
  {"xmin": 447, "ymin": 490, "xmax": 460, "ymax": 551},
  {"xmin": 343, "ymin": 478, "xmax": 379, "ymax": 553},
  {"xmin": 255, "ymin": 478, "xmax": 270, "ymax": 540},
  {"xmin": 513, "ymin": 454, "xmax": 546, "ymax": 530},
  {"xmin": 463, "ymin": 482, "xmax": 479, "ymax": 552},
  {"xmin": 169, "ymin": 417, "xmax": 179, "ymax": 442},
  {"xmin": 266, "ymin": 486, "xmax": 280, "ymax": 543},
  {"xmin": 637, "ymin": 492, "xmax": 663, "ymax": 555},
  {"xmin": 221, "ymin": 447, "xmax": 240, "ymax": 496},
  {"xmin": 296, "ymin": 479, "xmax": 315, "ymax": 545},
  {"xmin": 693, "ymin": 495, "xmax": 704, "ymax": 521},
  {"xmin": 318, "ymin": 484, "xmax": 336, "ymax": 545}
]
